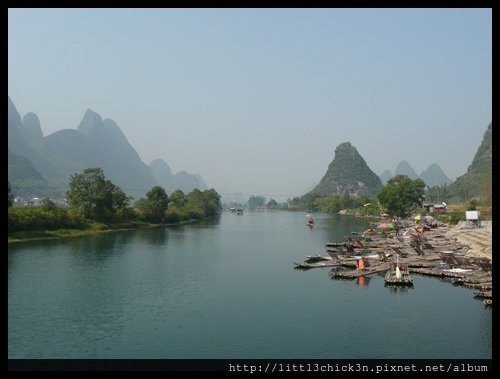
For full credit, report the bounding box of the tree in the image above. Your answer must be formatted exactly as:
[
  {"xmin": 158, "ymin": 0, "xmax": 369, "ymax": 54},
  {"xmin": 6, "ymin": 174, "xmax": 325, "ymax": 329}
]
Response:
[
  {"xmin": 467, "ymin": 199, "xmax": 477, "ymax": 211},
  {"xmin": 377, "ymin": 175, "xmax": 426, "ymax": 217},
  {"xmin": 139, "ymin": 186, "xmax": 169, "ymax": 222},
  {"xmin": 66, "ymin": 167, "xmax": 130, "ymax": 221},
  {"xmin": 314, "ymin": 195, "xmax": 341, "ymax": 214},
  {"xmin": 169, "ymin": 189, "xmax": 187, "ymax": 209},
  {"xmin": 248, "ymin": 195, "xmax": 266, "ymax": 210},
  {"xmin": 8, "ymin": 181, "xmax": 14, "ymax": 208},
  {"xmin": 267, "ymin": 199, "xmax": 278, "ymax": 209},
  {"xmin": 201, "ymin": 188, "xmax": 221, "ymax": 217},
  {"xmin": 40, "ymin": 197, "xmax": 57, "ymax": 212}
]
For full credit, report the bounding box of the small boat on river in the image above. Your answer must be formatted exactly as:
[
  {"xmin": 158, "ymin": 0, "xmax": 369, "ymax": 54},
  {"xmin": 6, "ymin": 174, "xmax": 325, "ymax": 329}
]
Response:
[
  {"xmin": 384, "ymin": 259, "xmax": 413, "ymax": 286},
  {"xmin": 294, "ymin": 260, "xmax": 339, "ymax": 269}
]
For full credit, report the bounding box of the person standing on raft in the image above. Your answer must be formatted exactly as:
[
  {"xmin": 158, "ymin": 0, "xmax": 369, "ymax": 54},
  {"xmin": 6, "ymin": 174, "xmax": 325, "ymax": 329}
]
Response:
[
  {"xmin": 306, "ymin": 212, "xmax": 314, "ymax": 226},
  {"xmin": 356, "ymin": 258, "xmax": 365, "ymax": 271}
]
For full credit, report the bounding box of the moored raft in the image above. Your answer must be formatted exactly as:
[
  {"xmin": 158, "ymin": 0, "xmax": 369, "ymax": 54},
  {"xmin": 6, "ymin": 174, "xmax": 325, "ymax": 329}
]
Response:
[
  {"xmin": 384, "ymin": 262, "xmax": 413, "ymax": 286},
  {"xmin": 294, "ymin": 260, "xmax": 339, "ymax": 269},
  {"xmin": 304, "ymin": 254, "xmax": 334, "ymax": 263},
  {"xmin": 474, "ymin": 290, "xmax": 492, "ymax": 299},
  {"xmin": 329, "ymin": 263, "xmax": 389, "ymax": 279}
]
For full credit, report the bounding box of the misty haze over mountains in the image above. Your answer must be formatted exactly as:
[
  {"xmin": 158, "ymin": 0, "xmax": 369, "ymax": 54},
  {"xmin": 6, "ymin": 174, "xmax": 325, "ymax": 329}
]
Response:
[
  {"xmin": 8, "ymin": 96, "xmax": 488, "ymax": 205},
  {"xmin": 379, "ymin": 161, "xmax": 452, "ymax": 187},
  {"xmin": 8, "ymin": 97, "xmax": 207, "ymax": 200}
]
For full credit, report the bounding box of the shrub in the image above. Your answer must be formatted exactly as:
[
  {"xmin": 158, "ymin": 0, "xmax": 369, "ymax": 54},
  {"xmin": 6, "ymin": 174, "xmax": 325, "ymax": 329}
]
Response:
[
  {"xmin": 164, "ymin": 207, "xmax": 182, "ymax": 223},
  {"xmin": 181, "ymin": 206, "xmax": 205, "ymax": 220},
  {"xmin": 8, "ymin": 206, "xmax": 85, "ymax": 232}
]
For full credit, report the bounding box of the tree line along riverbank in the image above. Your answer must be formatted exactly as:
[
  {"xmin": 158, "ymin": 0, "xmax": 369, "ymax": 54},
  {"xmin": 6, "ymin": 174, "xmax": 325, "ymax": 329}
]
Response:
[
  {"xmin": 8, "ymin": 168, "xmax": 222, "ymax": 243},
  {"xmin": 9, "ymin": 168, "xmax": 491, "ymax": 243}
]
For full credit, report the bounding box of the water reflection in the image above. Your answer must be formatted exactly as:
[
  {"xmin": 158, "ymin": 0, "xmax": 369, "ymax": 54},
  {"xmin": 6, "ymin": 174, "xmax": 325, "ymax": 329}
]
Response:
[
  {"xmin": 385, "ymin": 284, "xmax": 415, "ymax": 294},
  {"xmin": 8, "ymin": 212, "xmax": 491, "ymax": 359},
  {"xmin": 357, "ymin": 275, "xmax": 371, "ymax": 287},
  {"xmin": 318, "ymin": 214, "xmax": 372, "ymax": 243},
  {"xmin": 135, "ymin": 227, "xmax": 168, "ymax": 246}
]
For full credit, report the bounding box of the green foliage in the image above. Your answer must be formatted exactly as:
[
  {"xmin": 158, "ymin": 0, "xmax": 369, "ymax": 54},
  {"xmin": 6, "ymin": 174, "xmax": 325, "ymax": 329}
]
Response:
[
  {"xmin": 443, "ymin": 123, "xmax": 491, "ymax": 204},
  {"xmin": 266, "ymin": 199, "xmax": 278, "ymax": 209},
  {"xmin": 9, "ymin": 179, "xmax": 222, "ymax": 233},
  {"xmin": 185, "ymin": 188, "xmax": 220, "ymax": 217},
  {"xmin": 169, "ymin": 189, "xmax": 187, "ymax": 209},
  {"xmin": 88, "ymin": 222, "xmax": 110, "ymax": 231},
  {"xmin": 314, "ymin": 195, "xmax": 341, "ymax": 214},
  {"xmin": 8, "ymin": 181, "xmax": 14, "ymax": 208},
  {"xmin": 136, "ymin": 187, "xmax": 220, "ymax": 223},
  {"xmin": 201, "ymin": 188, "xmax": 222, "ymax": 217},
  {"xmin": 8, "ymin": 206, "xmax": 84, "ymax": 232},
  {"xmin": 448, "ymin": 212, "xmax": 465, "ymax": 225},
  {"xmin": 356, "ymin": 200, "xmax": 383, "ymax": 216},
  {"xmin": 182, "ymin": 204, "xmax": 206, "ymax": 220},
  {"xmin": 116, "ymin": 207, "xmax": 138, "ymax": 221},
  {"xmin": 467, "ymin": 199, "xmax": 477, "ymax": 211},
  {"xmin": 135, "ymin": 186, "xmax": 169, "ymax": 222},
  {"xmin": 40, "ymin": 197, "xmax": 57, "ymax": 212},
  {"xmin": 288, "ymin": 192, "xmax": 319, "ymax": 211},
  {"xmin": 377, "ymin": 175, "xmax": 426, "ymax": 217},
  {"xmin": 312, "ymin": 142, "xmax": 382, "ymax": 197},
  {"xmin": 164, "ymin": 206, "xmax": 182, "ymax": 223},
  {"xmin": 248, "ymin": 195, "xmax": 266, "ymax": 210},
  {"xmin": 66, "ymin": 167, "xmax": 130, "ymax": 221},
  {"xmin": 425, "ymin": 183, "xmax": 449, "ymax": 205},
  {"xmin": 286, "ymin": 191, "xmax": 381, "ymax": 215}
]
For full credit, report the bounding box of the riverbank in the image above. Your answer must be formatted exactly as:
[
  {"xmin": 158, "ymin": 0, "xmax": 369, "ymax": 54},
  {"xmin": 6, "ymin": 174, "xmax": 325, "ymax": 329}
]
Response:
[
  {"xmin": 8, "ymin": 225, "xmax": 152, "ymax": 244},
  {"xmin": 321, "ymin": 220, "xmax": 493, "ymax": 299},
  {"xmin": 443, "ymin": 221, "xmax": 492, "ymax": 260},
  {"xmin": 7, "ymin": 219, "xmax": 204, "ymax": 244}
]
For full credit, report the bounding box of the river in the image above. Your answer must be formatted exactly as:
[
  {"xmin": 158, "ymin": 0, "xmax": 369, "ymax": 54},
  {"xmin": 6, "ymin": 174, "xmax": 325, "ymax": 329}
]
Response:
[{"xmin": 8, "ymin": 211, "xmax": 491, "ymax": 359}]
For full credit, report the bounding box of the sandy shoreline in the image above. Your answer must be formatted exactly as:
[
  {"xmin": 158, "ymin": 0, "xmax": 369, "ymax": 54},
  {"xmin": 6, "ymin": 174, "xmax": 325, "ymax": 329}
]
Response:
[{"xmin": 441, "ymin": 221, "xmax": 492, "ymax": 260}]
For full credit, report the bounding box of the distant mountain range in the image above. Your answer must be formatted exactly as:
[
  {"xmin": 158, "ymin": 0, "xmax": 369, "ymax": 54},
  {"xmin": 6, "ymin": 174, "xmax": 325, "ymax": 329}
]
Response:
[
  {"xmin": 8, "ymin": 97, "xmax": 207, "ymax": 200},
  {"xmin": 308, "ymin": 127, "xmax": 490, "ymax": 203},
  {"xmin": 395, "ymin": 160, "xmax": 419, "ymax": 180},
  {"xmin": 379, "ymin": 170, "xmax": 393, "ymax": 185},
  {"xmin": 380, "ymin": 161, "xmax": 451, "ymax": 187},
  {"xmin": 150, "ymin": 159, "xmax": 207, "ymax": 194},
  {"xmin": 419, "ymin": 163, "xmax": 451, "ymax": 188},
  {"xmin": 220, "ymin": 192, "xmax": 248, "ymax": 206}
]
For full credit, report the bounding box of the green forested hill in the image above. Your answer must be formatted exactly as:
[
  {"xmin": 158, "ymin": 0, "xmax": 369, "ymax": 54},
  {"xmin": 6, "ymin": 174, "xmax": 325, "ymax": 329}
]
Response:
[
  {"xmin": 441, "ymin": 122, "xmax": 492, "ymax": 204},
  {"xmin": 311, "ymin": 142, "xmax": 382, "ymax": 197}
]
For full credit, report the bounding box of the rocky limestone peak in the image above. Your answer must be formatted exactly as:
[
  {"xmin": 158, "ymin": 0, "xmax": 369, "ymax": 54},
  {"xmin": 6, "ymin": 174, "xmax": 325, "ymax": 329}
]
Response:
[
  {"xmin": 394, "ymin": 160, "xmax": 419, "ymax": 180},
  {"xmin": 379, "ymin": 169, "xmax": 393, "ymax": 184},
  {"xmin": 77, "ymin": 109, "xmax": 104, "ymax": 136},
  {"xmin": 334, "ymin": 141, "xmax": 358, "ymax": 158},
  {"xmin": 22, "ymin": 112, "xmax": 44, "ymax": 142},
  {"xmin": 468, "ymin": 122, "xmax": 492, "ymax": 172},
  {"xmin": 8, "ymin": 96, "xmax": 22, "ymax": 124},
  {"xmin": 311, "ymin": 141, "xmax": 382, "ymax": 197},
  {"xmin": 419, "ymin": 163, "xmax": 451, "ymax": 188},
  {"xmin": 150, "ymin": 159, "xmax": 173, "ymax": 177}
]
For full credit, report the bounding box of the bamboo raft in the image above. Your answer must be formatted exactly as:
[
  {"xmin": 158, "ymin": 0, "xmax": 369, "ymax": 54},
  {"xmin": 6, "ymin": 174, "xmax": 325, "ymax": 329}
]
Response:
[
  {"xmin": 384, "ymin": 262, "xmax": 413, "ymax": 286},
  {"xmin": 294, "ymin": 260, "xmax": 339, "ymax": 269},
  {"xmin": 473, "ymin": 291, "xmax": 492, "ymax": 299},
  {"xmin": 408, "ymin": 267, "xmax": 471, "ymax": 278},
  {"xmin": 298, "ymin": 222, "xmax": 491, "ymax": 299},
  {"xmin": 329, "ymin": 264, "xmax": 389, "ymax": 279}
]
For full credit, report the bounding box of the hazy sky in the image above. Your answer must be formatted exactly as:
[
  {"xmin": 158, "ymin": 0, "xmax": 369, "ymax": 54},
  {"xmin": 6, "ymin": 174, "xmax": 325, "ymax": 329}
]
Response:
[{"xmin": 8, "ymin": 8, "xmax": 492, "ymax": 201}]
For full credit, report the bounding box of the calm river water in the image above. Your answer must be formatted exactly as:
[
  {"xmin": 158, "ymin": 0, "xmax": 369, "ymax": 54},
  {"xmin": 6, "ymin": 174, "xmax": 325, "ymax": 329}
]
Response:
[{"xmin": 8, "ymin": 211, "xmax": 491, "ymax": 359}]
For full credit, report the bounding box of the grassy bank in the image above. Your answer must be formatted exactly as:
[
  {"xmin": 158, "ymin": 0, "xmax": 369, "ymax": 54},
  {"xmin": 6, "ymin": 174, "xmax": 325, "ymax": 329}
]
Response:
[{"xmin": 8, "ymin": 220, "xmax": 190, "ymax": 243}]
